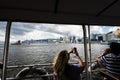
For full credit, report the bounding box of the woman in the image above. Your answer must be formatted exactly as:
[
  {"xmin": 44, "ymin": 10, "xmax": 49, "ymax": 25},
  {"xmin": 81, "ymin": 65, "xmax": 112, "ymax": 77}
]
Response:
[{"xmin": 53, "ymin": 47, "xmax": 84, "ymax": 80}]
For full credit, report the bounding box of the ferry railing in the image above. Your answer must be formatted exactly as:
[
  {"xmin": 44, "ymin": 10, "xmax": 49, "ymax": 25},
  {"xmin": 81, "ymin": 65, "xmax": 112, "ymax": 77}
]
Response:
[
  {"xmin": 4, "ymin": 62, "xmax": 100, "ymax": 80},
  {"xmin": 6, "ymin": 74, "xmax": 54, "ymax": 80},
  {"xmin": 6, "ymin": 63, "xmax": 118, "ymax": 80},
  {"xmin": 6, "ymin": 63, "xmax": 54, "ymax": 80},
  {"xmin": 7, "ymin": 63, "xmax": 53, "ymax": 69}
]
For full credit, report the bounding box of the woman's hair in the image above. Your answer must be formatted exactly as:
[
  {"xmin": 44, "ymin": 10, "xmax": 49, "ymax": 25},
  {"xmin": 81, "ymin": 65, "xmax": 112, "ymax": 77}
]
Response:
[
  {"xmin": 53, "ymin": 50, "xmax": 69, "ymax": 77},
  {"xmin": 110, "ymin": 42, "xmax": 120, "ymax": 55}
]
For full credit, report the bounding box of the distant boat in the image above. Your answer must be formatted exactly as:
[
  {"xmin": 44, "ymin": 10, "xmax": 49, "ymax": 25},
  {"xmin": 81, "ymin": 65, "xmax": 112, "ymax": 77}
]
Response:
[{"xmin": 11, "ymin": 40, "xmax": 21, "ymax": 45}]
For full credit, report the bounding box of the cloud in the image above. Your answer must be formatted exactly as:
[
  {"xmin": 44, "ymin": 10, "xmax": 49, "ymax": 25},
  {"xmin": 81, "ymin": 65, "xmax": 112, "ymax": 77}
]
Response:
[
  {"xmin": 34, "ymin": 23, "xmax": 83, "ymax": 37},
  {"xmin": 1, "ymin": 22, "xmax": 115, "ymax": 42},
  {"xmin": 35, "ymin": 24, "xmax": 83, "ymax": 36},
  {"xmin": 108, "ymin": 26, "xmax": 120, "ymax": 32},
  {"xmin": 11, "ymin": 22, "xmax": 36, "ymax": 36},
  {"xmin": 35, "ymin": 24, "xmax": 64, "ymax": 35},
  {"xmin": 22, "ymin": 24, "xmax": 83, "ymax": 40},
  {"xmin": 0, "ymin": 22, "xmax": 83, "ymax": 41},
  {"xmin": 0, "ymin": 22, "xmax": 7, "ymax": 41},
  {"xmin": 90, "ymin": 26, "xmax": 103, "ymax": 34},
  {"xmin": 23, "ymin": 30, "xmax": 64, "ymax": 40},
  {"xmin": 0, "ymin": 22, "xmax": 7, "ymax": 32}
]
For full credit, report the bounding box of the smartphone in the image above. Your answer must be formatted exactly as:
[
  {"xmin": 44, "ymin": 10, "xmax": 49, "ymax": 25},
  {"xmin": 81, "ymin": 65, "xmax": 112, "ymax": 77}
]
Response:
[{"xmin": 73, "ymin": 47, "xmax": 77, "ymax": 53}]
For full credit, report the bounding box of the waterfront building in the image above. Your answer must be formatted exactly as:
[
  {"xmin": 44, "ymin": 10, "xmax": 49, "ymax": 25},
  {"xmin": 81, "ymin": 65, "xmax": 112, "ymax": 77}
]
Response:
[
  {"xmin": 106, "ymin": 28, "xmax": 120, "ymax": 41},
  {"xmin": 115, "ymin": 28, "xmax": 120, "ymax": 38},
  {"xmin": 106, "ymin": 31, "xmax": 115, "ymax": 41},
  {"xmin": 90, "ymin": 33, "xmax": 104, "ymax": 41}
]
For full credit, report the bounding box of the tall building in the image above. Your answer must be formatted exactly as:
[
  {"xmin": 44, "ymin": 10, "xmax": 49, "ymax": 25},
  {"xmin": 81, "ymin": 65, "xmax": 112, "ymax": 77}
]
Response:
[
  {"xmin": 115, "ymin": 28, "xmax": 120, "ymax": 38},
  {"xmin": 106, "ymin": 31, "xmax": 115, "ymax": 41},
  {"xmin": 106, "ymin": 28, "xmax": 120, "ymax": 41},
  {"xmin": 90, "ymin": 33, "xmax": 103, "ymax": 41},
  {"xmin": 90, "ymin": 33, "xmax": 97, "ymax": 41}
]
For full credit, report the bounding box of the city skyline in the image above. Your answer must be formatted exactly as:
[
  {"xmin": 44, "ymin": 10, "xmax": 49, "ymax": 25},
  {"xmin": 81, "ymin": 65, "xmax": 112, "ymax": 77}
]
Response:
[{"xmin": 0, "ymin": 22, "xmax": 120, "ymax": 42}]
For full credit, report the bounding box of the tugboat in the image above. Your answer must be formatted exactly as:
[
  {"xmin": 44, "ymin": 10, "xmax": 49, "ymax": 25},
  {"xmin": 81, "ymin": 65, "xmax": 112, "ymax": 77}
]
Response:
[{"xmin": 11, "ymin": 40, "xmax": 21, "ymax": 45}]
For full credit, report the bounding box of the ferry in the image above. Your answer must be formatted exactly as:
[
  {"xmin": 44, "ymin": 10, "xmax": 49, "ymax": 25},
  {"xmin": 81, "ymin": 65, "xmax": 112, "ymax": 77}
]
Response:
[
  {"xmin": 0, "ymin": 0, "xmax": 120, "ymax": 80},
  {"xmin": 11, "ymin": 40, "xmax": 21, "ymax": 45}
]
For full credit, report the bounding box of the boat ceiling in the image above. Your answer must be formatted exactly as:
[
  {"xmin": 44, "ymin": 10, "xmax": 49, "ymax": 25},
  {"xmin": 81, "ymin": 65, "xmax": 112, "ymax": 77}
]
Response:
[{"xmin": 0, "ymin": 0, "xmax": 120, "ymax": 26}]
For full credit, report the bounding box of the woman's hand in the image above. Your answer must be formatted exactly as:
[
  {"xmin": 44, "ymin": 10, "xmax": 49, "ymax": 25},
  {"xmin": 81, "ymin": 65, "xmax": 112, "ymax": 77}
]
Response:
[
  {"xmin": 73, "ymin": 47, "xmax": 84, "ymax": 67},
  {"xmin": 73, "ymin": 47, "xmax": 79, "ymax": 56},
  {"xmin": 68, "ymin": 48, "xmax": 74, "ymax": 54}
]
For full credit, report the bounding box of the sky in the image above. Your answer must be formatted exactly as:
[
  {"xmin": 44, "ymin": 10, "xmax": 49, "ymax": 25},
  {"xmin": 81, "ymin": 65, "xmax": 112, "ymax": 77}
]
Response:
[{"xmin": 0, "ymin": 22, "xmax": 120, "ymax": 42}]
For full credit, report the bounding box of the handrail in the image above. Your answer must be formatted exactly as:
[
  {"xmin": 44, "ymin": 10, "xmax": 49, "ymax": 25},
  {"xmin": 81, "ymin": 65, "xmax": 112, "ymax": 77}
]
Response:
[
  {"xmin": 6, "ymin": 73, "xmax": 53, "ymax": 80},
  {"xmin": 7, "ymin": 62, "xmax": 84, "ymax": 69},
  {"xmin": 6, "ymin": 61, "xmax": 95, "ymax": 69},
  {"xmin": 4, "ymin": 63, "xmax": 103, "ymax": 80},
  {"xmin": 7, "ymin": 63, "xmax": 53, "ymax": 69}
]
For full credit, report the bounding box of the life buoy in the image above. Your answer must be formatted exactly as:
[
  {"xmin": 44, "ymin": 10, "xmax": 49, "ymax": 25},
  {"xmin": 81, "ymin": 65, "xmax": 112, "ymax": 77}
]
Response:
[{"xmin": 16, "ymin": 66, "xmax": 48, "ymax": 80}]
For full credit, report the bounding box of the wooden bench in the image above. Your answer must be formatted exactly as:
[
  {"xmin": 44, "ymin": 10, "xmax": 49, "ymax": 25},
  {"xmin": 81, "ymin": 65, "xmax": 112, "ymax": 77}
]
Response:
[{"xmin": 99, "ymin": 70, "xmax": 119, "ymax": 80}]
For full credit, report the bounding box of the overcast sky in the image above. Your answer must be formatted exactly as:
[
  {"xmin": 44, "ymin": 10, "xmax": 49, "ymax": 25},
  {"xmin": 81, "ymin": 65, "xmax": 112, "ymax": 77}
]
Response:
[{"xmin": 0, "ymin": 22, "xmax": 120, "ymax": 42}]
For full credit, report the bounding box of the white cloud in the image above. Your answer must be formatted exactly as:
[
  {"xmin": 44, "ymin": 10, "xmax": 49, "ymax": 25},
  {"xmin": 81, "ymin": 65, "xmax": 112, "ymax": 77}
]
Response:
[
  {"xmin": 108, "ymin": 26, "xmax": 120, "ymax": 32},
  {"xmin": 3, "ymin": 24, "xmax": 106, "ymax": 42},
  {"xmin": 1, "ymin": 22, "xmax": 114, "ymax": 42},
  {"xmin": 90, "ymin": 26, "xmax": 103, "ymax": 34},
  {"xmin": 19, "ymin": 24, "xmax": 83, "ymax": 41},
  {"xmin": 57, "ymin": 25, "xmax": 83, "ymax": 37},
  {"xmin": 0, "ymin": 31, "xmax": 5, "ymax": 41},
  {"xmin": 22, "ymin": 30, "xmax": 64, "ymax": 40}
]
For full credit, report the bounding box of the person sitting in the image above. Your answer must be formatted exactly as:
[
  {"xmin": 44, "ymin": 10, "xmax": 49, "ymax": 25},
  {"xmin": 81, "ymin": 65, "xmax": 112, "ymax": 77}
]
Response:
[
  {"xmin": 89, "ymin": 48, "xmax": 111, "ymax": 70},
  {"xmin": 95, "ymin": 48, "xmax": 110, "ymax": 62},
  {"xmin": 90, "ymin": 42, "xmax": 120, "ymax": 79},
  {"xmin": 53, "ymin": 47, "xmax": 84, "ymax": 80}
]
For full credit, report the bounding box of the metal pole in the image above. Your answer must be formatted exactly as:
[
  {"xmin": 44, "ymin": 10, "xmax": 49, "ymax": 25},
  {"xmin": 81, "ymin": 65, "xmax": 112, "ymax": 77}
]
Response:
[
  {"xmin": 88, "ymin": 25, "xmax": 92, "ymax": 80},
  {"xmin": 82, "ymin": 25, "xmax": 89, "ymax": 80},
  {"xmin": 2, "ymin": 21, "xmax": 12, "ymax": 80}
]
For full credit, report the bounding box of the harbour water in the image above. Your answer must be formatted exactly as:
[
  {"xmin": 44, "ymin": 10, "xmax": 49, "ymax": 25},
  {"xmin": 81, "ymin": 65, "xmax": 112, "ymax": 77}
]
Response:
[{"xmin": 0, "ymin": 43, "xmax": 109, "ymax": 78}]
